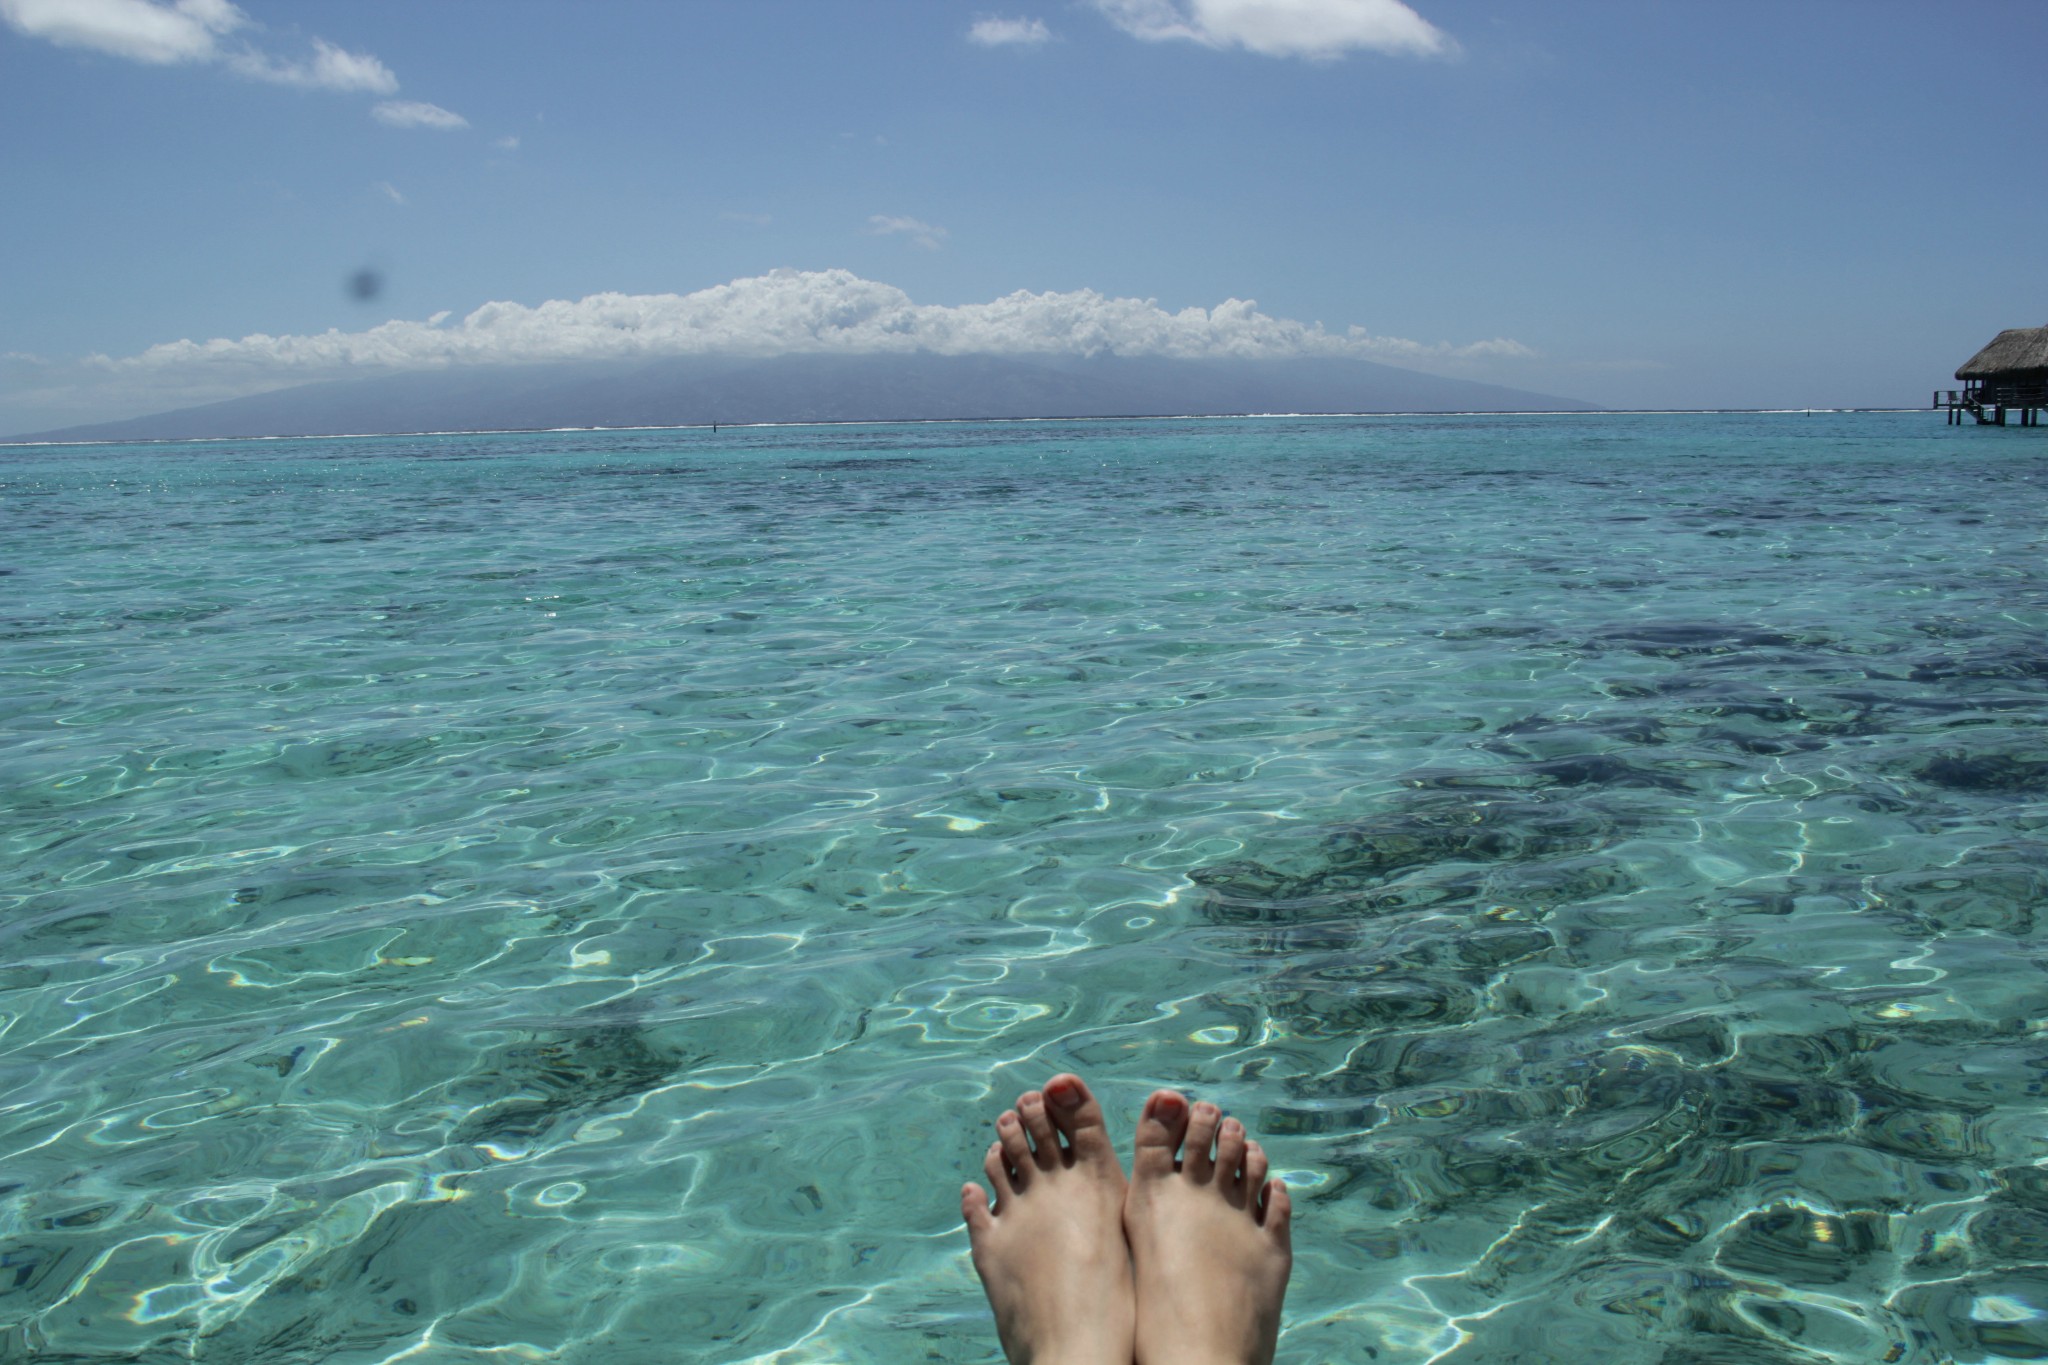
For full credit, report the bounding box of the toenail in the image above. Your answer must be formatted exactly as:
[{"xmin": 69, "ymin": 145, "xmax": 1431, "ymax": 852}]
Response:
[
  {"xmin": 1153, "ymin": 1093, "xmax": 1185, "ymax": 1121},
  {"xmin": 1047, "ymin": 1077, "xmax": 1080, "ymax": 1107},
  {"xmin": 998, "ymin": 1113, "xmax": 1016, "ymax": 1128},
  {"xmin": 1222, "ymin": 1118, "xmax": 1242, "ymax": 1136}
]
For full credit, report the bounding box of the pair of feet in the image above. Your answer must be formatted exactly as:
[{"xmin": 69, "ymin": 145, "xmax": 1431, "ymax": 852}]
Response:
[{"xmin": 961, "ymin": 1075, "xmax": 1292, "ymax": 1365}]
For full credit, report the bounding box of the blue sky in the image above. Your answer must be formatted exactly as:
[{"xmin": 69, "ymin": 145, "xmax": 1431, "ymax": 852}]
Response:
[{"xmin": 4, "ymin": 0, "xmax": 2046, "ymax": 432}]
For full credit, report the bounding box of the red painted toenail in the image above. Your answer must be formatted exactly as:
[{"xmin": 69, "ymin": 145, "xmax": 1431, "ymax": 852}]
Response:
[
  {"xmin": 1154, "ymin": 1093, "xmax": 1185, "ymax": 1121},
  {"xmin": 1047, "ymin": 1077, "xmax": 1080, "ymax": 1106}
]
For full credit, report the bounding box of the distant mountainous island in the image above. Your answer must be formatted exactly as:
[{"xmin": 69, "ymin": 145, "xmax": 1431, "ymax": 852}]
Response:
[{"xmin": 13, "ymin": 352, "xmax": 1595, "ymax": 443}]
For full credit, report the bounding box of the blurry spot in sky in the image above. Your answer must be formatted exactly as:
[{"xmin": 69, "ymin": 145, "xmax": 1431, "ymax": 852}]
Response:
[{"xmin": 349, "ymin": 269, "xmax": 384, "ymax": 302}]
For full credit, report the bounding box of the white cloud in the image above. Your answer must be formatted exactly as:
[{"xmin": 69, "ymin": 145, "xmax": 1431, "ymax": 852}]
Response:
[
  {"xmin": 80, "ymin": 270, "xmax": 1532, "ymax": 391},
  {"xmin": 0, "ymin": 0, "xmax": 241, "ymax": 64},
  {"xmin": 228, "ymin": 36, "xmax": 396, "ymax": 92},
  {"xmin": 969, "ymin": 15, "xmax": 1053, "ymax": 47},
  {"xmin": 2, "ymin": 0, "xmax": 400, "ymax": 93},
  {"xmin": 372, "ymin": 99, "xmax": 469, "ymax": 130},
  {"xmin": 1092, "ymin": 0, "xmax": 1451, "ymax": 60},
  {"xmin": 493, "ymin": 134, "xmax": 520, "ymax": 150},
  {"xmin": 374, "ymin": 180, "xmax": 405, "ymax": 205},
  {"xmin": 869, "ymin": 215, "xmax": 948, "ymax": 250}
]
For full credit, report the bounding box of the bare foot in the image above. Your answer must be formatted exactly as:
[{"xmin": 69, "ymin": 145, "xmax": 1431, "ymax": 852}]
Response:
[
  {"xmin": 1123, "ymin": 1089, "xmax": 1292, "ymax": 1365},
  {"xmin": 962, "ymin": 1074, "xmax": 1136, "ymax": 1365}
]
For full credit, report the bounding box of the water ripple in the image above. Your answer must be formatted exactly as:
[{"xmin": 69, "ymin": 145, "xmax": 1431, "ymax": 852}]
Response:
[{"xmin": 3, "ymin": 414, "xmax": 2045, "ymax": 1362}]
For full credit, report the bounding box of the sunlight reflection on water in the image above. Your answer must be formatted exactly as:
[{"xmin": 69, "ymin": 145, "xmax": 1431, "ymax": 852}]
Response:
[{"xmin": 3, "ymin": 413, "xmax": 2045, "ymax": 1362}]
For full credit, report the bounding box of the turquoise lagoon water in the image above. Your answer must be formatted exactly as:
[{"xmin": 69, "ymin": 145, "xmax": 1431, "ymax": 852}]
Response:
[{"xmin": 3, "ymin": 412, "xmax": 2046, "ymax": 1364}]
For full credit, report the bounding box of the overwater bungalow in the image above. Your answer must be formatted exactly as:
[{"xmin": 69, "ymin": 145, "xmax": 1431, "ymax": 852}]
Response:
[{"xmin": 1935, "ymin": 325, "xmax": 2048, "ymax": 425}]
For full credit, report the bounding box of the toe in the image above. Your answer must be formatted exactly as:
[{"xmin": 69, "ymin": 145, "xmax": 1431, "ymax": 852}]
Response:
[
  {"xmin": 1262, "ymin": 1176, "xmax": 1293, "ymax": 1248},
  {"xmin": 1215, "ymin": 1115, "xmax": 1247, "ymax": 1193},
  {"xmin": 1017, "ymin": 1091, "xmax": 1060, "ymax": 1169},
  {"xmin": 996, "ymin": 1110, "xmax": 1033, "ymax": 1185},
  {"xmin": 1184, "ymin": 1100, "xmax": 1221, "ymax": 1182},
  {"xmin": 962, "ymin": 1181, "xmax": 994, "ymax": 1234},
  {"xmin": 1042, "ymin": 1073, "xmax": 1118, "ymax": 1167},
  {"xmin": 1132, "ymin": 1089, "xmax": 1189, "ymax": 1179},
  {"xmin": 1242, "ymin": 1137, "xmax": 1269, "ymax": 1204},
  {"xmin": 985, "ymin": 1139, "xmax": 1019, "ymax": 1199}
]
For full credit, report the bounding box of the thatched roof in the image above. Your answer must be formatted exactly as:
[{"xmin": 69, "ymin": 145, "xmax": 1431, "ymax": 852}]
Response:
[{"xmin": 1957, "ymin": 326, "xmax": 2048, "ymax": 379}]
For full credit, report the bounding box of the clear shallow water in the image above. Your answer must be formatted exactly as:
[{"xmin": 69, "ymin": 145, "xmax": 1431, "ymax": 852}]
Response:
[{"xmin": 2, "ymin": 412, "xmax": 2046, "ymax": 1364}]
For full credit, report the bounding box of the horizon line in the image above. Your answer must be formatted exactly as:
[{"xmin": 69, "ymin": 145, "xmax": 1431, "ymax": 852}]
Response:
[{"xmin": 0, "ymin": 407, "xmax": 1937, "ymax": 450}]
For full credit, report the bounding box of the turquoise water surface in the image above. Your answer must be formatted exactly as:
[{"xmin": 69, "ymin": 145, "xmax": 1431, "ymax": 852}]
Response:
[{"xmin": 4, "ymin": 413, "xmax": 2046, "ymax": 1363}]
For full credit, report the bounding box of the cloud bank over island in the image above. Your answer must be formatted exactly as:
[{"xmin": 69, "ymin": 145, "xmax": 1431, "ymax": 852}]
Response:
[
  {"xmin": 6, "ymin": 270, "xmax": 1535, "ymax": 432},
  {"xmin": 97, "ymin": 267, "xmax": 1531, "ymax": 375}
]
